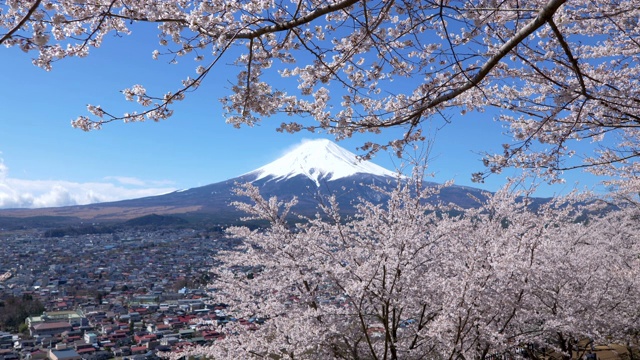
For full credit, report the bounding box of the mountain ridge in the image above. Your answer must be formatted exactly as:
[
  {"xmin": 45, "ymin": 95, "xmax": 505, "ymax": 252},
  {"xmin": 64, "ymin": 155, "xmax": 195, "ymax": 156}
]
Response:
[{"xmin": 0, "ymin": 139, "xmax": 499, "ymax": 226}]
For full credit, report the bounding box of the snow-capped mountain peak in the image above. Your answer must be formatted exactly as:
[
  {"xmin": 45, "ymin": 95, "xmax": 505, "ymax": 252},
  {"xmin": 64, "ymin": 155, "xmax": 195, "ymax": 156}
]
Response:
[{"xmin": 247, "ymin": 139, "xmax": 397, "ymax": 186}]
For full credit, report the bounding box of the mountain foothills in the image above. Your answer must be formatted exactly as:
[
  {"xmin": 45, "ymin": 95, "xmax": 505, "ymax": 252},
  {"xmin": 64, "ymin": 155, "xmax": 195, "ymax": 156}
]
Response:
[{"xmin": 0, "ymin": 140, "xmax": 498, "ymax": 227}]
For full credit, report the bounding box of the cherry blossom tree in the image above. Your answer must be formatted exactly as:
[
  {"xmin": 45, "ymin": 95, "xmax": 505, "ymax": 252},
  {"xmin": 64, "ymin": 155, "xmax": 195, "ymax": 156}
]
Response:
[
  {"xmin": 2, "ymin": 0, "xmax": 640, "ymax": 184},
  {"xmin": 168, "ymin": 179, "xmax": 640, "ymax": 360}
]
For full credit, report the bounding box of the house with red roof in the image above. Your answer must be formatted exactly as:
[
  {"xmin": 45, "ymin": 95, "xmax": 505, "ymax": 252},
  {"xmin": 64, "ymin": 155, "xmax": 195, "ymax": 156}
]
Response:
[{"xmin": 130, "ymin": 346, "xmax": 148, "ymax": 355}]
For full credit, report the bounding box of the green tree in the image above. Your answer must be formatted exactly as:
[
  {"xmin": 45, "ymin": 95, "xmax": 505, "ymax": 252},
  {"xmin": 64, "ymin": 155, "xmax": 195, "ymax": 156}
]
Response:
[{"xmin": 0, "ymin": 295, "xmax": 45, "ymax": 332}]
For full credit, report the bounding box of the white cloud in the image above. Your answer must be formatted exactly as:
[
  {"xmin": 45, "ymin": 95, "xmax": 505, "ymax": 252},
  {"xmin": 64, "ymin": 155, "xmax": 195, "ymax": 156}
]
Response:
[
  {"xmin": 0, "ymin": 159, "xmax": 177, "ymax": 209},
  {"xmin": 103, "ymin": 176, "xmax": 148, "ymax": 187}
]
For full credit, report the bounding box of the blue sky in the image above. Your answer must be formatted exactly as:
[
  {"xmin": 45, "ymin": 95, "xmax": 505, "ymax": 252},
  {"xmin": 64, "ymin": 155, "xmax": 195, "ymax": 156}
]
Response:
[{"xmin": 0, "ymin": 25, "xmax": 604, "ymax": 209}]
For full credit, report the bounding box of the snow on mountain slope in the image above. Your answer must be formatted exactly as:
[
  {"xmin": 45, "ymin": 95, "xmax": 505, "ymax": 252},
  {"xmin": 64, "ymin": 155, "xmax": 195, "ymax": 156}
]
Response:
[{"xmin": 247, "ymin": 139, "xmax": 397, "ymax": 186}]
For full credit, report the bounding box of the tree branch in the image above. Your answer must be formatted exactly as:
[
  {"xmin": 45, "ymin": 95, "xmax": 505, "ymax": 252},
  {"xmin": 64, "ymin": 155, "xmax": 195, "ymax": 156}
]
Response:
[
  {"xmin": 0, "ymin": 0, "xmax": 42, "ymax": 45},
  {"xmin": 233, "ymin": 0, "xmax": 361, "ymax": 40},
  {"xmin": 547, "ymin": 18, "xmax": 588, "ymax": 97},
  {"xmin": 407, "ymin": 0, "xmax": 567, "ymax": 122}
]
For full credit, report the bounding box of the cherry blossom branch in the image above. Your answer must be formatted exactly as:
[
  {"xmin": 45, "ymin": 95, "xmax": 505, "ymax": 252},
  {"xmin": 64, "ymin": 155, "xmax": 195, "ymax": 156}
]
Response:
[
  {"xmin": 547, "ymin": 18, "xmax": 587, "ymax": 97},
  {"xmin": 402, "ymin": 0, "xmax": 567, "ymax": 125},
  {"xmin": 0, "ymin": 0, "xmax": 42, "ymax": 45},
  {"xmin": 74, "ymin": 0, "xmax": 120, "ymax": 54},
  {"xmin": 72, "ymin": 29, "xmax": 240, "ymax": 130},
  {"xmin": 232, "ymin": 0, "xmax": 361, "ymax": 40}
]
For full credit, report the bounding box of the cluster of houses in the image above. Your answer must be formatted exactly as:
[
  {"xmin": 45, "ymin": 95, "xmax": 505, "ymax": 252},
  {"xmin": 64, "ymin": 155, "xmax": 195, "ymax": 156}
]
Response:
[
  {"xmin": 0, "ymin": 228, "xmax": 237, "ymax": 302},
  {"xmin": 0, "ymin": 296, "xmax": 245, "ymax": 360},
  {"xmin": 0, "ymin": 227, "xmax": 246, "ymax": 359}
]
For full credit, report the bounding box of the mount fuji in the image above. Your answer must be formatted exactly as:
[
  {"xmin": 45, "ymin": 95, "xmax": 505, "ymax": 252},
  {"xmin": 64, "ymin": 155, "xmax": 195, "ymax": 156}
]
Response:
[
  {"xmin": 0, "ymin": 139, "xmax": 492, "ymax": 226},
  {"xmin": 247, "ymin": 139, "xmax": 397, "ymax": 186}
]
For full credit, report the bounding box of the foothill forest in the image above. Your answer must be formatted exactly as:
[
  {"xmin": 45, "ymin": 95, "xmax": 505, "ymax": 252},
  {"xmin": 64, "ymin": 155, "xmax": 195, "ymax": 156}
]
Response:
[{"xmin": 2, "ymin": 1, "xmax": 640, "ymax": 360}]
